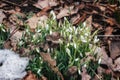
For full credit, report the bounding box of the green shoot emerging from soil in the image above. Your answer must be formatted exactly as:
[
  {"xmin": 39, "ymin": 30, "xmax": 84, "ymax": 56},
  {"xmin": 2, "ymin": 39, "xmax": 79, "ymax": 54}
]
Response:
[{"xmin": 0, "ymin": 24, "xmax": 9, "ymax": 48}]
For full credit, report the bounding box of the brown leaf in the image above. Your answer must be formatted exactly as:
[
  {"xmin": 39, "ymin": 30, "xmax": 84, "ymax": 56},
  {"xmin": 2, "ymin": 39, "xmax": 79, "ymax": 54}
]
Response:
[
  {"xmin": 45, "ymin": 32, "xmax": 61, "ymax": 48},
  {"xmin": 81, "ymin": 67, "xmax": 91, "ymax": 80},
  {"xmin": 40, "ymin": 52, "xmax": 64, "ymax": 80},
  {"xmin": 84, "ymin": 15, "xmax": 92, "ymax": 29},
  {"xmin": 0, "ymin": 2, "xmax": 7, "ymax": 8},
  {"xmin": 57, "ymin": 6, "xmax": 78, "ymax": 19},
  {"xmin": 27, "ymin": 15, "xmax": 48, "ymax": 31},
  {"xmin": 113, "ymin": 58, "xmax": 120, "ymax": 72},
  {"xmin": 34, "ymin": 0, "xmax": 49, "ymax": 9},
  {"xmin": 23, "ymin": 71, "xmax": 38, "ymax": 80},
  {"xmin": 9, "ymin": 30, "xmax": 23, "ymax": 51},
  {"xmin": 40, "ymin": 52, "xmax": 56, "ymax": 67},
  {"xmin": 96, "ymin": 4, "xmax": 106, "ymax": 12},
  {"xmin": 67, "ymin": 66, "xmax": 78, "ymax": 75},
  {"xmin": 108, "ymin": 40, "xmax": 120, "ymax": 60},
  {"xmin": 0, "ymin": 10, "xmax": 6, "ymax": 24},
  {"xmin": 34, "ymin": 0, "xmax": 58, "ymax": 9},
  {"xmin": 3, "ymin": 40, "xmax": 12, "ymax": 49},
  {"xmin": 105, "ymin": 26, "xmax": 113, "ymax": 35},
  {"xmin": 71, "ymin": 14, "xmax": 80, "ymax": 25},
  {"xmin": 92, "ymin": 22, "xmax": 102, "ymax": 29},
  {"xmin": 72, "ymin": 13, "xmax": 87, "ymax": 25},
  {"xmin": 8, "ymin": 9, "xmax": 25, "ymax": 26},
  {"xmin": 40, "ymin": 75, "xmax": 47, "ymax": 80},
  {"xmin": 104, "ymin": 18, "xmax": 115, "ymax": 26},
  {"xmin": 77, "ymin": 3, "xmax": 85, "ymax": 10}
]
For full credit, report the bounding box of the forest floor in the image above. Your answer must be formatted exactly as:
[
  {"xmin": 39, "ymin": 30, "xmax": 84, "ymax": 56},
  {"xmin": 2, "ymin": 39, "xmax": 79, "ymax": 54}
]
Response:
[{"xmin": 0, "ymin": 0, "xmax": 120, "ymax": 80}]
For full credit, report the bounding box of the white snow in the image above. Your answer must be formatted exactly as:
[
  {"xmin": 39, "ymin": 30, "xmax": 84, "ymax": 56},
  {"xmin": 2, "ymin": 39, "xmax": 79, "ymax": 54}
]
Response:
[{"xmin": 0, "ymin": 49, "xmax": 29, "ymax": 80}]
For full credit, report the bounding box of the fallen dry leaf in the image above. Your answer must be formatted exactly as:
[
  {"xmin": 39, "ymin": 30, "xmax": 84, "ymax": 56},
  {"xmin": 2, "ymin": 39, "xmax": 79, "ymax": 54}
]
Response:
[
  {"xmin": 57, "ymin": 6, "xmax": 78, "ymax": 19},
  {"xmin": 72, "ymin": 13, "xmax": 87, "ymax": 25},
  {"xmin": 27, "ymin": 15, "xmax": 48, "ymax": 31},
  {"xmin": 81, "ymin": 67, "xmax": 91, "ymax": 80},
  {"xmin": 113, "ymin": 58, "xmax": 120, "ymax": 72},
  {"xmin": 84, "ymin": 15, "xmax": 92, "ymax": 29},
  {"xmin": 34, "ymin": 0, "xmax": 58, "ymax": 9},
  {"xmin": 40, "ymin": 75, "xmax": 47, "ymax": 80},
  {"xmin": 105, "ymin": 26, "xmax": 113, "ymax": 35},
  {"xmin": 34, "ymin": 0, "xmax": 49, "ymax": 9},
  {"xmin": 71, "ymin": 14, "xmax": 80, "ymax": 24},
  {"xmin": 40, "ymin": 52, "xmax": 64, "ymax": 80},
  {"xmin": 67, "ymin": 66, "xmax": 78, "ymax": 75},
  {"xmin": 40, "ymin": 52, "xmax": 56, "ymax": 67},
  {"xmin": 10, "ymin": 30, "xmax": 23, "ymax": 51},
  {"xmin": 23, "ymin": 71, "xmax": 38, "ymax": 80},
  {"xmin": 108, "ymin": 40, "xmax": 120, "ymax": 60},
  {"xmin": 0, "ymin": 10, "xmax": 6, "ymax": 24}
]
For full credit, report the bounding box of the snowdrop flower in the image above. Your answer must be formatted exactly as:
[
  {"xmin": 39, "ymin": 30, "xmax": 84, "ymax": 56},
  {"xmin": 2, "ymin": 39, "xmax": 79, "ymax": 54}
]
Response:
[
  {"xmin": 94, "ymin": 36, "xmax": 99, "ymax": 43},
  {"xmin": 47, "ymin": 48, "xmax": 50, "ymax": 53},
  {"xmin": 78, "ymin": 69, "xmax": 81, "ymax": 74},
  {"xmin": 81, "ymin": 35, "xmax": 87, "ymax": 42},
  {"xmin": 50, "ymin": 10, "xmax": 56, "ymax": 19},
  {"xmin": 75, "ymin": 28, "xmax": 78, "ymax": 35},
  {"xmin": 84, "ymin": 64, "xmax": 87, "ymax": 67},
  {"xmin": 69, "ymin": 27, "xmax": 73, "ymax": 32},
  {"xmin": 98, "ymin": 58, "xmax": 101, "ymax": 64},
  {"xmin": 45, "ymin": 24, "xmax": 49, "ymax": 30},
  {"xmin": 80, "ymin": 53, "xmax": 83, "ymax": 57},
  {"xmin": 37, "ymin": 29, "xmax": 41, "ymax": 33},
  {"xmin": 49, "ymin": 30, "xmax": 52, "ymax": 35},
  {"xmin": 73, "ymin": 42, "xmax": 77, "ymax": 49},
  {"xmin": 84, "ymin": 32, "xmax": 89, "ymax": 36},
  {"xmin": 69, "ymin": 34, "xmax": 72, "ymax": 40},
  {"xmin": 83, "ymin": 22, "xmax": 86, "ymax": 27},
  {"xmin": 75, "ymin": 58, "xmax": 79, "ymax": 61},
  {"xmin": 66, "ymin": 48, "xmax": 71, "ymax": 58}
]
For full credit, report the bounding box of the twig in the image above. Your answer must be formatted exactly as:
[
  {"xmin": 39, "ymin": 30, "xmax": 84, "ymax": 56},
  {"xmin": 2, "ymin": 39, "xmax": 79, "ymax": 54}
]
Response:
[{"xmin": 1, "ymin": 0, "xmax": 21, "ymax": 7}]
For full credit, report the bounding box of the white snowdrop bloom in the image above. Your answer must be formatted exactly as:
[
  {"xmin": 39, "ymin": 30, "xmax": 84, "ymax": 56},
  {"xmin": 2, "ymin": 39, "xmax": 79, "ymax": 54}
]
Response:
[
  {"xmin": 81, "ymin": 35, "xmax": 87, "ymax": 42},
  {"xmin": 50, "ymin": 11, "xmax": 56, "ymax": 19},
  {"xmin": 80, "ymin": 53, "xmax": 83, "ymax": 57},
  {"xmin": 98, "ymin": 58, "xmax": 101, "ymax": 64},
  {"xmin": 47, "ymin": 48, "xmax": 50, "ymax": 53},
  {"xmin": 66, "ymin": 48, "xmax": 71, "ymax": 57},
  {"xmin": 83, "ymin": 22, "xmax": 86, "ymax": 27},
  {"xmin": 70, "ymin": 42, "xmax": 73, "ymax": 46},
  {"xmin": 49, "ymin": 30, "xmax": 52, "ymax": 35},
  {"xmin": 75, "ymin": 28, "xmax": 78, "ymax": 35},
  {"xmin": 0, "ymin": 49, "xmax": 29, "ymax": 80},
  {"xmin": 94, "ymin": 36, "xmax": 99, "ymax": 43},
  {"xmin": 66, "ymin": 48, "xmax": 70, "ymax": 54},
  {"xmin": 37, "ymin": 69, "xmax": 41, "ymax": 74},
  {"xmin": 75, "ymin": 58, "xmax": 79, "ymax": 61},
  {"xmin": 37, "ymin": 29, "xmax": 41, "ymax": 33},
  {"xmin": 36, "ymin": 48, "xmax": 40, "ymax": 53},
  {"xmin": 73, "ymin": 27, "xmax": 76, "ymax": 31},
  {"xmin": 45, "ymin": 24, "xmax": 49, "ymax": 30},
  {"xmin": 84, "ymin": 32, "xmax": 89, "ymax": 36},
  {"xmin": 66, "ymin": 28, "xmax": 70, "ymax": 32},
  {"xmin": 78, "ymin": 69, "xmax": 81, "ymax": 74},
  {"xmin": 73, "ymin": 42, "xmax": 77, "ymax": 49},
  {"xmin": 69, "ymin": 27, "xmax": 73, "ymax": 32},
  {"xmin": 84, "ymin": 64, "xmax": 87, "ymax": 67},
  {"xmin": 25, "ymin": 29, "xmax": 29, "ymax": 33},
  {"xmin": 67, "ymin": 43, "xmax": 70, "ymax": 47},
  {"xmin": 69, "ymin": 34, "xmax": 72, "ymax": 40}
]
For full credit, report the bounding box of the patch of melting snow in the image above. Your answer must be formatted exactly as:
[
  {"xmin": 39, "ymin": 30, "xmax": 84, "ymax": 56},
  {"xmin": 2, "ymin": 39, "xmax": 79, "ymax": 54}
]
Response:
[{"xmin": 0, "ymin": 49, "xmax": 29, "ymax": 80}]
